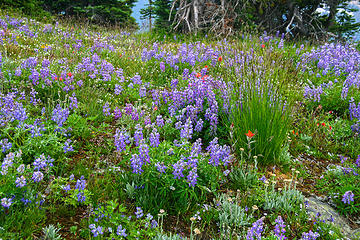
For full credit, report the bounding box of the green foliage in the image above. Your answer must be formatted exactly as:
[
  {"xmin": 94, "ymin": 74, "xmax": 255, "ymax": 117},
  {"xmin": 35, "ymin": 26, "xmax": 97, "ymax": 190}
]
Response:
[
  {"xmin": 83, "ymin": 200, "xmax": 158, "ymax": 239},
  {"xmin": 0, "ymin": 0, "xmax": 50, "ymax": 19},
  {"xmin": 226, "ymin": 77, "xmax": 292, "ymax": 165},
  {"xmin": 229, "ymin": 167, "xmax": 258, "ymax": 191},
  {"xmin": 42, "ymin": 0, "xmax": 137, "ymax": 27},
  {"xmin": 263, "ymin": 187, "xmax": 304, "ymax": 214},
  {"xmin": 42, "ymin": 224, "xmax": 62, "ymax": 240},
  {"xmin": 120, "ymin": 140, "xmax": 223, "ymax": 215},
  {"xmin": 216, "ymin": 194, "xmax": 253, "ymax": 237},
  {"xmin": 317, "ymin": 158, "xmax": 360, "ymax": 216},
  {"xmin": 152, "ymin": 0, "xmax": 174, "ymax": 30}
]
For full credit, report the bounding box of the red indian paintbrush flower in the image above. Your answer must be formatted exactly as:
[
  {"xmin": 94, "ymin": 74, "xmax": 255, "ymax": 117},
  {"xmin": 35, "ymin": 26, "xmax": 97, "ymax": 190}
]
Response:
[
  {"xmin": 245, "ymin": 130, "xmax": 255, "ymax": 138},
  {"xmin": 218, "ymin": 56, "xmax": 222, "ymax": 62}
]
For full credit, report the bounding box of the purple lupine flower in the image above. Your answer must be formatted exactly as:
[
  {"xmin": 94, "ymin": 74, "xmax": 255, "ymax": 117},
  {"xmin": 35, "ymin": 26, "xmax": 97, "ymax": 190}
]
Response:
[
  {"xmin": 77, "ymin": 191, "xmax": 86, "ymax": 202},
  {"xmin": 180, "ymin": 118, "xmax": 193, "ymax": 139},
  {"xmin": 247, "ymin": 218, "xmax": 264, "ymax": 240},
  {"xmin": 175, "ymin": 121, "xmax": 182, "ymax": 129},
  {"xmin": 77, "ymin": 80, "xmax": 83, "ymax": 87},
  {"xmin": 259, "ymin": 175, "xmax": 267, "ymax": 183},
  {"xmin": 33, "ymin": 154, "xmax": 48, "ymax": 170},
  {"xmin": 130, "ymin": 154, "xmax": 143, "ymax": 174},
  {"xmin": 69, "ymin": 93, "xmax": 78, "ymax": 110},
  {"xmin": 190, "ymin": 138, "xmax": 202, "ymax": 158},
  {"xmin": 114, "ymin": 107, "xmax": 122, "ymax": 119},
  {"xmin": 183, "ymin": 68, "xmax": 190, "ymax": 80},
  {"xmin": 17, "ymin": 164, "xmax": 25, "ymax": 174},
  {"xmin": 64, "ymin": 139, "xmax": 74, "ymax": 153},
  {"xmin": 155, "ymin": 162, "xmax": 167, "ymax": 173},
  {"xmin": 139, "ymin": 86, "xmax": 147, "ymax": 97},
  {"xmin": 149, "ymin": 128, "xmax": 160, "ymax": 147},
  {"xmin": 356, "ymin": 155, "xmax": 360, "ymax": 168},
  {"xmin": 124, "ymin": 104, "xmax": 133, "ymax": 115},
  {"xmin": 117, "ymin": 225, "xmax": 127, "ymax": 237},
  {"xmin": 32, "ymin": 171, "xmax": 44, "ymax": 182},
  {"xmin": 134, "ymin": 124, "xmax": 143, "ymax": 146},
  {"xmin": 206, "ymin": 138, "xmax": 231, "ymax": 166},
  {"xmin": 63, "ymin": 184, "xmax": 71, "ymax": 192},
  {"xmin": 131, "ymin": 109, "xmax": 139, "ymax": 121},
  {"xmin": 1, "ymin": 152, "xmax": 15, "ymax": 175},
  {"xmin": 114, "ymin": 129, "xmax": 130, "ymax": 152},
  {"xmin": 114, "ymin": 84, "xmax": 123, "ymax": 95},
  {"xmin": 139, "ymin": 140, "xmax": 150, "ymax": 164},
  {"xmin": 223, "ymin": 169, "xmax": 230, "ymax": 176},
  {"xmin": 29, "ymin": 69, "xmax": 40, "ymax": 85},
  {"xmin": 173, "ymin": 160, "xmax": 186, "ymax": 179},
  {"xmin": 75, "ymin": 176, "xmax": 86, "ymax": 191},
  {"xmin": 342, "ymin": 167, "xmax": 358, "ymax": 176},
  {"xmin": 131, "ymin": 74, "xmax": 142, "ymax": 85},
  {"xmin": 301, "ymin": 230, "xmax": 320, "ymax": 240},
  {"xmin": 0, "ymin": 138, "xmax": 12, "ymax": 152},
  {"xmin": 103, "ymin": 102, "xmax": 111, "ymax": 116},
  {"xmin": 1, "ymin": 197, "xmax": 12, "ymax": 208},
  {"xmin": 342, "ymin": 191, "xmax": 354, "ymax": 204},
  {"xmin": 151, "ymin": 219, "xmax": 158, "ymax": 228},
  {"xmin": 15, "ymin": 175, "xmax": 26, "ymax": 188},
  {"xmin": 27, "ymin": 119, "xmax": 46, "ymax": 138},
  {"xmin": 135, "ymin": 207, "xmax": 144, "ymax": 218},
  {"xmin": 187, "ymin": 168, "xmax": 198, "ymax": 187},
  {"xmin": 274, "ymin": 216, "xmax": 286, "ymax": 239},
  {"xmin": 194, "ymin": 118, "xmax": 204, "ymax": 132},
  {"xmin": 171, "ymin": 78, "xmax": 178, "ymax": 89},
  {"xmin": 156, "ymin": 115, "xmax": 165, "ymax": 128},
  {"xmin": 160, "ymin": 62, "xmax": 165, "ymax": 72},
  {"xmin": 89, "ymin": 224, "xmax": 104, "ymax": 237},
  {"xmin": 52, "ymin": 104, "xmax": 69, "ymax": 127}
]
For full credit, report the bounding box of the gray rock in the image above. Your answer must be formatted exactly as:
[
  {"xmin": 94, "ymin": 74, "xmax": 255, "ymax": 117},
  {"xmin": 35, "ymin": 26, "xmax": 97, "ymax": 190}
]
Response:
[{"xmin": 305, "ymin": 196, "xmax": 360, "ymax": 239}]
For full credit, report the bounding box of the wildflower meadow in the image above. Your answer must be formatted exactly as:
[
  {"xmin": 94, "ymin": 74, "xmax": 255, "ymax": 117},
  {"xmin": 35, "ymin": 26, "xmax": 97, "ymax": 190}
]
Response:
[{"xmin": 0, "ymin": 10, "xmax": 360, "ymax": 240}]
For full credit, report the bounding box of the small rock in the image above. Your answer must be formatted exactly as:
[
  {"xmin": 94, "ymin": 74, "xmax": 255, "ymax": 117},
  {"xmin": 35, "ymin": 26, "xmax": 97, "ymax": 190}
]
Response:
[{"xmin": 305, "ymin": 196, "xmax": 359, "ymax": 239}]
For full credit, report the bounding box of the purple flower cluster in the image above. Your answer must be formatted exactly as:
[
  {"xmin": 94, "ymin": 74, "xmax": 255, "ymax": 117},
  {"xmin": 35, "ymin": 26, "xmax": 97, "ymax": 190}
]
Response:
[
  {"xmin": 342, "ymin": 191, "xmax": 354, "ymax": 204},
  {"xmin": 130, "ymin": 154, "xmax": 144, "ymax": 174},
  {"xmin": 25, "ymin": 119, "xmax": 46, "ymax": 138},
  {"xmin": 149, "ymin": 128, "xmax": 160, "ymax": 147},
  {"xmin": 76, "ymin": 53, "xmax": 115, "ymax": 81},
  {"xmin": 349, "ymin": 99, "xmax": 360, "ymax": 133},
  {"xmin": 52, "ymin": 104, "xmax": 69, "ymax": 127},
  {"xmin": 135, "ymin": 207, "xmax": 144, "ymax": 218},
  {"xmin": 75, "ymin": 176, "xmax": 87, "ymax": 202},
  {"xmin": 116, "ymin": 225, "xmax": 127, "ymax": 237},
  {"xmin": 1, "ymin": 152, "xmax": 14, "ymax": 175},
  {"xmin": 206, "ymin": 138, "xmax": 231, "ymax": 166},
  {"xmin": 63, "ymin": 139, "xmax": 74, "ymax": 153},
  {"xmin": 0, "ymin": 138, "xmax": 12, "ymax": 152},
  {"xmin": 1, "ymin": 197, "xmax": 12, "ymax": 208},
  {"xmin": 180, "ymin": 118, "xmax": 193, "ymax": 139},
  {"xmin": 247, "ymin": 218, "xmax": 264, "ymax": 240},
  {"xmin": 134, "ymin": 124, "xmax": 143, "ymax": 146},
  {"xmin": 303, "ymin": 85, "xmax": 323, "ymax": 102},
  {"xmin": 274, "ymin": 216, "xmax": 286, "ymax": 239},
  {"xmin": 301, "ymin": 43, "xmax": 360, "ymax": 101},
  {"xmin": 33, "ymin": 154, "xmax": 54, "ymax": 170},
  {"xmin": 69, "ymin": 93, "xmax": 78, "ymax": 110},
  {"xmin": 0, "ymin": 91, "xmax": 28, "ymax": 126},
  {"xmin": 103, "ymin": 102, "xmax": 111, "ymax": 116},
  {"xmin": 114, "ymin": 129, "xmax": 130, "ymax": 152},
  {"xmin": 15, "ymin": 175, "xmax": 27, "ymax": 188},
  {"xmin": 301, "ymin": 230, "xmax": 320, "ymax": 240},
  {"xmin": 89, "ymin": 224, "xmax": 104, "ymax": 237}
]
